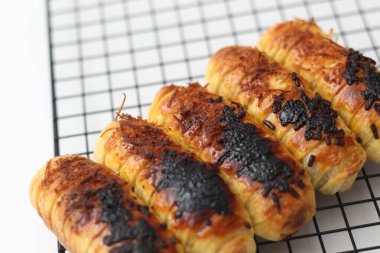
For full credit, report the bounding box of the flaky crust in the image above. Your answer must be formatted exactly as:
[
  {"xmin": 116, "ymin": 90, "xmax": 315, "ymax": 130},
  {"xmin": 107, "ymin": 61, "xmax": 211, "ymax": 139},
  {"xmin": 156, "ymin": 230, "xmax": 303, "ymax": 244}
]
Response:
[
  {"xmin": 29, "ymin": 155, "xmax": 179, "ymax": 253},
  {"xmin": 94, "ymin": 115, "xmax": 255, "ymax": 253},
  {"xmin": 206, "ymin": 46, "xmax": 366, "ymax": 194},
  {"xmin": 258, "ymin": 19, "xmax": 380, "ymax": 163},
  {"xmin": 148, "ymin": 83, "xmax": 315, "ymax": 241}
]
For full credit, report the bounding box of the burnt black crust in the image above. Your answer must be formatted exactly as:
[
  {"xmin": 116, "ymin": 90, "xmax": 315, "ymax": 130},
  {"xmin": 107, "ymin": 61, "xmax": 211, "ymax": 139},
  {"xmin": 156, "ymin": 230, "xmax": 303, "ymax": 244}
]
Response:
[
  {"xmin": 342, "ymin": 49, "xmax": 380, "ymax": 111},
  {"xmin": 263, "ymin": 119, "xmax": 276, "ymax": 130},
  {"xmin": 273, "ymin": 79, "xmax": 345, "ymax": 144},
  {"xmin": 118, "ymin": 116, "xmax": 231, "ymax": 218},
  {"xmin": 272, "ymin": 93, "xmax": 285, "ymax": 114},
  {"xmin": 158, "ymin": 150, "xmax": 231, "ymax": 217},
  {"xmin": 371, "ymin": 124, "xmax": 379, "ymax": 139},
  {"xmin": 307, "ymin": 155, "xmax": 316, "ymax": 167},
  {"xmin": 215, "ymin": 104, "xmax": 302, "ymax": 206},
  {"xmin": 96, "ymin": 183, "xmax": 166, "ymax": 253},
  {"xmin": 207, "ymin": 96, "xmax": 223, "ymax": 103},
  {"xmin": 278, "ymin": 98, "xmax": 308, "ymax": 131},
  {"xmin": 164, "ymin": 84, "xmax": 306, "ymax": 208},
  {"xmin": 48, "ymin": 156, "xmax": 170, "ymax": 253},
  {"xmin": 291, "ymin": 72, "xmax": 301, "ymax": 87}
]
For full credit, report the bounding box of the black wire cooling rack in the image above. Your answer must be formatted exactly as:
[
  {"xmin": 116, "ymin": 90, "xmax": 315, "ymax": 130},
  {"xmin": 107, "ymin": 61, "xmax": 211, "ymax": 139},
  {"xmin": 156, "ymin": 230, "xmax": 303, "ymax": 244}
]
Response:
[{"xmin": 46, "ymin": 0, "xmax": 380, "ymax": 252}]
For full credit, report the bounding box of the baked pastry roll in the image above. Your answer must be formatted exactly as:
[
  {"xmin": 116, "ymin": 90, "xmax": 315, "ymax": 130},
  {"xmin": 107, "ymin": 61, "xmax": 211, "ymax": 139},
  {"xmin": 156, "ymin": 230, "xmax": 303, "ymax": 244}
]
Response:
[
  {"xmin": 148, "ymin": 83, "xmax": 315, "ymax": 241},
  {"xmin": 29, "ymin": 155, "xmax": 179, "ymax": 253},
  {"xmin": 206, "ymin": 46, "xmax": 366, "ymax": 194},
  {"xmin": 94, "ymin": 115, "xmax": 255, "ymax": 253},
  {"xmin": 258, "ymin": 19, "xmax": 380, "ymax": 163}
]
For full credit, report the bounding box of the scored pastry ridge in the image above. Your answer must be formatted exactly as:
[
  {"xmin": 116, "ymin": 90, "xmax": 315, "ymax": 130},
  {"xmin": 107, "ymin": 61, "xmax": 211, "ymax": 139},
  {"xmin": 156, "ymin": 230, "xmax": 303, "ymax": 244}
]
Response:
[
  {"xmin": 205, "ymin": 46, "xmax": 366, "ymax": 194},
  {"xmin": 94, "ymin": 114, "xmax": 256, "ymax": 253},
  {"xmin": 149, "ymin": 83, "xmax": 315, "ymax": 241}
]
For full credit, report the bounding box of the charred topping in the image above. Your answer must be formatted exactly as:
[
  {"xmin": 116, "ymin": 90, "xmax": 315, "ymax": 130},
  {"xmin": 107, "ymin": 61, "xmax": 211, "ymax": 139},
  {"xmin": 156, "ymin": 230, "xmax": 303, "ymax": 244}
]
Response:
[
  {"xmin": 375, "ymin": 104, "xmax": 380, "ymax": 115},
  {"xmin": 335, "ymin": 138, "xmax": 345, "ymax": 146},
  {"xmin": 296, "ymin": 178, "xmax": 305, "ymax": 189},
  {"xmin": 308, "ymin": 155, "xmax": 316, "ymax": 167},
  {"xmin": 291, "ymin": 72, "xmax": 301, "ymax": 87},
  {"xmin": 263, "ymin": 119, "xmax": 276, "ymax": 130},
  {"xmin": 271, "ymin": 193, "xmax": 280, "ymax": 210},
  {"xmin": 57, "ymin": 156, "xmax": 165, "ymax": 249},
  {"xmin": 157, "ymin": 150, "xmax": 231, "ymax": 218},
  {"xmin": 207, "ymin": 96, "xmax": 223, "ymax": 103},
  {"xmin": 216, "ymin": 104, "xmax": 301, "ymax": 206},
  {"xmin": 289, "ymin": 177, "xmax": 305, "ymax": 189},
  {"xmin": 119, "ymin": 116, "xmax": 231, "ymax": 217},
  {"xmin": 325, "ymin": 136, "xmax": 331, "ymax": 145},
  {"xmin": 272, "ymin": 93, "xmax": 285, "ymax": 113},
  {"xmin": 168, "ymin": 238, "xmax": 177, "ymax": 245},
  {"xmin": 356, "ymin": 136, "xmax": 362, "ymax": 143},
  {"xmin": 370, "ymin": 124, "xmax": 379, "ymax": 139},
  {"xmin": 145, "ymin": 152, "xmax": 154, "ymax": 160},
  {"xmin": 273, "ymin": 86, "xmax": 345, "ymax": 145},
  {"xmin": 278, "ymin": 99, "xmax": 308, "ymax": 131},
  {"xmin": 138, "ymin": 206, "xmax": 151, "ymax": 218},
  {"xmin": 288, "ymin": 187, "xmax": 300, "ymax": 198},
  {"xmin": 244, "ymin": 222, "xmax": 252, "ymax": 229},
  {"xmin": 96, "ymin": 183, "xmax": 165, "ymax": 253},
  {"xmin": 342, "ymin": 49, "xmax": 380, "ymax": 111},
  {"xmin": 159, "ymin": 223, "xmax": 167, "ymax": 230}
]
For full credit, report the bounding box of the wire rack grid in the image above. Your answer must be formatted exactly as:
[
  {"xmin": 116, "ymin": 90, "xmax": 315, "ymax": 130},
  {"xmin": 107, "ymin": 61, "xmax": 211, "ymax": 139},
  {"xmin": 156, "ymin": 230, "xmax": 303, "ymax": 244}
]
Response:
[{"xmin": 46, "ymin": 0, "xmax": 380, "ymax": 252}]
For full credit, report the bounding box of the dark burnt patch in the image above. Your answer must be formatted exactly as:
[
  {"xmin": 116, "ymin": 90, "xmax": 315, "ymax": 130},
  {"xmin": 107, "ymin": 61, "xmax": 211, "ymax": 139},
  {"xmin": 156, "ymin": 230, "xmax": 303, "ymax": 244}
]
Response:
[
  {"xmin": 279, "ymin": 99, "xmax": 308, "ymax": 131},
  {"xmin": 216, "ymin": 104, "xmax": 301, "ymax": 207},
  {"xmin": 375, "ymin": 104, "xmax": 380, "ymax": 115},
  {"xmin": 371, "ymin": 124, "xmax": 379, "ymax": 139},
  {"xmin": 158, "ymin": 150, "xmax": 231, "ymax": 217},
  {"xmin": 272, "ymin": 93, "xmax": 285, "ymax": 113},
  {"xmin": 291, "ymin": 72, "xmax": 301, "ymax": 87},
  {"xmin": 273, "ymin": 81, "xmax": 345, "ymax": 144},
  {"xmin": 96, "ymin": 183, "xmax": 166, "ymax": 253},
  {"xmin": 342, "ymin": 49, "xmax": 380, "ymax": 111},
  {"xmin": 118, "ymin": 115, "xmax": 231, "ymax": 218},
  {"xmin": 263, "ymin": 119, "xmax": 276, "ymax": 130},
  {"xmin": 307, "ymin": 155, "xmax": 316, "ymax": 167},
  {"xmin": 207, "ymin": 96, "xmax": 223, "ymax": 103}
]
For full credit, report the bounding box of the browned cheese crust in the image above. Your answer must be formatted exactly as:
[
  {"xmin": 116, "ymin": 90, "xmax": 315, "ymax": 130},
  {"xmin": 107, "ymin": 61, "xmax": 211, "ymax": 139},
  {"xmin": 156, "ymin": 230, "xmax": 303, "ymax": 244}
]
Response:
[
  {"xmin": 94, "ymin": 115, "xmax": 256, "ymax": 253},
  {"xmin": 29, "ymin": 155, "xmax": 179, "ymax": 253},
  {"xmin": 259, "ymin": 19, "xmax": 380, "ymax": 162},
  {"xmin": 206, "ymin": 46, "xmax": 366, "ymax": 194},
  {"xmin": 149, "ymin": 83, "xmax": 315, "ymax": 241}
]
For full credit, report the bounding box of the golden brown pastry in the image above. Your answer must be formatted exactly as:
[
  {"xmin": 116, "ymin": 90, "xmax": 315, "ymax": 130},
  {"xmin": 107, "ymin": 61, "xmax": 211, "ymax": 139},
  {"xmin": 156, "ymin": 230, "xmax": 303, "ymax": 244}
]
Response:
[
  {"xmin": 94, "ymin": 115, "xmax": 255, "ymax": 253},
  {"xmin": 206, "ymin": 46, "xmax": 366, "ymax": 194},
  {"xmin": 258, "ymin": 19, "xmax": 380, "ymax": 163},
  {"xmin": 29, "ymin": 155, "xmax": 179, "ymax": 253},
  {"xmin": 148, "ymin": 83, "xmax": 315, "ymax": 241}
]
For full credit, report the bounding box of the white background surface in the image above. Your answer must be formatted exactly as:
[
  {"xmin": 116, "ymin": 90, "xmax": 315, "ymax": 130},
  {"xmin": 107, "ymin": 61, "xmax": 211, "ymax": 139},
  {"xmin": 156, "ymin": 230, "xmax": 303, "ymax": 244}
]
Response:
[{"xmin": 0, "ymin": 0, "xmax": 56, "ymax": 252}]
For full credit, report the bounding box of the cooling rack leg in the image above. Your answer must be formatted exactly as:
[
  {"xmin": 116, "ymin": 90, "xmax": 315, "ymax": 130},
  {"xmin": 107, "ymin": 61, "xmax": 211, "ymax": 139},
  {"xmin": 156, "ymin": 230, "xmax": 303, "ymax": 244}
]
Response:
[{"xmin": 57, "ymin": 241, "xmax": 66, "ymax": 253}]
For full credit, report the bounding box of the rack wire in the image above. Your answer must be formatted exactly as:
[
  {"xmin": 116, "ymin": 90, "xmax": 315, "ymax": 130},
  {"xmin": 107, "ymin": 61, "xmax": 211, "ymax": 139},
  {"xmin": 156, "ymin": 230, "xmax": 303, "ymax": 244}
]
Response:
[{"xmin": 46, "ymin": 0, "xmax": 380, "ymax": 252}]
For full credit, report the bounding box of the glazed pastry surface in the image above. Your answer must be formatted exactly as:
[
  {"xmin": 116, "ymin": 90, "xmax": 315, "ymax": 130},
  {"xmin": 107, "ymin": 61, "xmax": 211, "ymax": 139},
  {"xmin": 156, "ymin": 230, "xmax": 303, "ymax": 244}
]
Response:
[
  {"xmin": 94, "ymin": 115, "xmax": 256, "ymax": 253},
  {"xmin": 30, "ymin": 155, "xmax": 179, "ymax": 253},
  {"xmin": 259, "ymin": 19, "xmax": 380, "ymax": 162},
  {"xmin": 206, "ymin": 46, "xmax": 366, "ymax": 194},
  {"xmin": 149, "ymin": 83, "xmax": 315, "ymax": 241}
]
